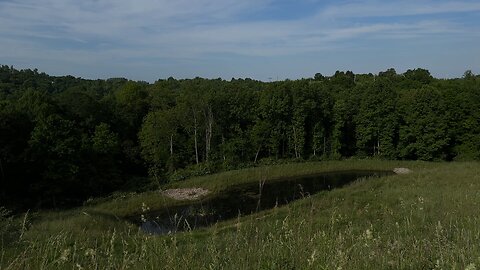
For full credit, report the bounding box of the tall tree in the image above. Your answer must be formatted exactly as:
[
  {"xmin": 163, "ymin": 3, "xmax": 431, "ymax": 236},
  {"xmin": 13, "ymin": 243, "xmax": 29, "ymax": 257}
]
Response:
[
  {"xmin": 355, "ymin": 81, "xmax": 399, "ymax": 158},
  {"xmin": 398, "ymin": 86, "xmax": 450, "ymax": 160}
]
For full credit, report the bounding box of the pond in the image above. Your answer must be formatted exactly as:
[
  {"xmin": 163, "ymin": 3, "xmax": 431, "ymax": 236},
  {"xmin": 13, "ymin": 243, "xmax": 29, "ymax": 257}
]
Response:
[{"xmin": 137, "ymin": 170, "xmax": 392, "ymax": 235}]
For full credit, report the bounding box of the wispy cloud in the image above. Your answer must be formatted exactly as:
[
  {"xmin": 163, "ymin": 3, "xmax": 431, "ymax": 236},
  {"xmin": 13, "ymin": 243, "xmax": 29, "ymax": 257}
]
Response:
[
  {"xmin": 0, "ymin": 0, "xmax": 478, "ymax": 80},
  {"xmin": 319, "ymin": 0, "xmax": 480, "ymax": 18}
]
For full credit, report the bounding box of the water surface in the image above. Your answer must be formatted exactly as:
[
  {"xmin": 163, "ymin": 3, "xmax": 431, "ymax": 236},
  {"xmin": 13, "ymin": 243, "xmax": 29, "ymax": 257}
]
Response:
[{"xmin": 138, "ymin": 170, "xmax": 392, "ymax": 234}]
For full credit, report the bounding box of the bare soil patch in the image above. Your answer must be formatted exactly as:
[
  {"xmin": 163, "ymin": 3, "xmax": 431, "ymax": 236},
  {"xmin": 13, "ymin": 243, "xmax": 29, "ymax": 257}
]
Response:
[
  {"xmin": 393, "ymin": 168, "xmax": 413, "ymax": 174},
  {"xmin": 161, "ymin": 188, "xmax": 210, "ymax": 200}
]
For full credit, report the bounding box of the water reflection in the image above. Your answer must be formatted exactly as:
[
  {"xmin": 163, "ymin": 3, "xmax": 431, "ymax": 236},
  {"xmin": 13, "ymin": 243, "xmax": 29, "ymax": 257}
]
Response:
[{"xmin": 137, "ymin": 170, "xmax": 392, "ymax": 234}]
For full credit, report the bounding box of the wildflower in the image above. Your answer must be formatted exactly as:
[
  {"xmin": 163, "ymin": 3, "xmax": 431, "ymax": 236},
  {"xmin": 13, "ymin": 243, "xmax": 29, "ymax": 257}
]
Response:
[
  {"xmin": 142, "ymin": 202, "xmax": 150, "ymax": 212},
  {"xmin": 418, "ymin": 196, "xmax": 424, "ymax": 204},
  {"xmin": 85, "ymin": 248, "xmax": 96, "ymax": 257},
  {"xmin": 365, "ymin": 229, "xmax": 373, "ymax": 240},
  {"xmin": 59, "ymin": 248, "xmax": 70, "ymax": 262}
]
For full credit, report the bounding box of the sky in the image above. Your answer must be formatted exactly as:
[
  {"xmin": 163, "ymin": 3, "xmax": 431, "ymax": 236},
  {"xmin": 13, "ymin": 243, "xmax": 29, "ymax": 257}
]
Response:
[{"xmin": 0, "ymin": 0, "xmax": 479, "ymax": 82}]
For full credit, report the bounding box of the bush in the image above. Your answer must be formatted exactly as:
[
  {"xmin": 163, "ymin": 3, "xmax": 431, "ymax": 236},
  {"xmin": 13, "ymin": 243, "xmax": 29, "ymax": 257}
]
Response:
[
  {"xmin": 168, "ymin": 162, "xmax": 222, "ymax": 182},
  {"xmin": 0, "ymin": 207, "xmax": 22, "ymax": 245}
]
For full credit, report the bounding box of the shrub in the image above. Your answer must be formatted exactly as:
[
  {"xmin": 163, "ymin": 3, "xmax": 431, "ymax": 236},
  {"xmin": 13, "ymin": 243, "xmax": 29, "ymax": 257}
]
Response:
[{"xmin": 0, "ymin": 207, "xmax": 21, "ymax": 245}]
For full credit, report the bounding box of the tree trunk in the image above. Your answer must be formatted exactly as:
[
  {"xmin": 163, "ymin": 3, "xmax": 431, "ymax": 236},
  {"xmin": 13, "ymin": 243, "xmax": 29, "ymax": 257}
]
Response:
[
  {"xmin": 192, "ymin": 107, "xmax": 199, "ymax": 164},
  {"xmin": 170, "ymin": 134, "xmax": 173, "ymax": 156},
  {"xmin": 254, "ymin": 146, "xmax": 261, "ymax": 163},
  {"xmin": 204, "ymin": 105, "xmax": 213, "ymax": 162},
  {"xmin": 377, "ymin": 138, "xmax": 380, "ymax": 156},
  {"xmin": 292, "ymin": 126, "xmax": 299, "ymax": 158},
  {"xmin": 221, "ymin": 135, "xmax": 226, "ymax": 161}
]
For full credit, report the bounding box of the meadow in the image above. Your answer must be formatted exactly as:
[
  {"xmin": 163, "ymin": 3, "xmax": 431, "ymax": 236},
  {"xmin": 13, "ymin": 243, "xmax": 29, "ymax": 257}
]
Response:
[{"xmin": 1, "ymin": 160, "xmax": 480, "ymax": 269}]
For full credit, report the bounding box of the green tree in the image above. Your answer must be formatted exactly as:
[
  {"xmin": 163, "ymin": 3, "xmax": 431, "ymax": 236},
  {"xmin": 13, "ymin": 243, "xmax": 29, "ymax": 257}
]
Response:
[
  {"xmin": 92, "ymin": 123, "xmax": 119, "ymax": 154},
  {"xmin": 139, "ymin": 109, "xmax": 179, "ymax": 182},
  {"xmin": 28, "ymin": 114, "xmax": 82, "ymax": 206},
  {"xmin": 257, "ymin": 84, "xmax": 292, "ymax": 159},
  {"xmin": 441, "ymin": 78, "xmax": 480, "ymax": 160},
  {"xmin": 355, "ymin": 81, "xmax": 399, "ymax": 158},
  {"xmin": 331, "ymin": 95, "xmax": 358, "ymax": 158},
  {"xmin": 398, "ymin": 86, "xmax": 450, "ymax": 160},
  {"xmin": 0, "ymin": 101, "xmax": 33, "ymax": 204}
]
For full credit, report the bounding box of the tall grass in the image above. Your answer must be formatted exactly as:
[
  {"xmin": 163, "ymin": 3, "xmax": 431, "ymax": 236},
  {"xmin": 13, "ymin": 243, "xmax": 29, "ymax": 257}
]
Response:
[
  {"xmin": 2, "ymin": 161, "xmax": 480, "ymax": 269},
  {"xmin": 89, "ymin": 159, "xmax": 432, "ymax": 217}
]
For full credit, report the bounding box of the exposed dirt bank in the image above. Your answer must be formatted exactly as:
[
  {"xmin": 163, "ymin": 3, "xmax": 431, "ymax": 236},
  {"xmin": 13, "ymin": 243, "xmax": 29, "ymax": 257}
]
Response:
[{"xmin": 161, "ymin": 188, "xmax": 210, "ymax": 200}]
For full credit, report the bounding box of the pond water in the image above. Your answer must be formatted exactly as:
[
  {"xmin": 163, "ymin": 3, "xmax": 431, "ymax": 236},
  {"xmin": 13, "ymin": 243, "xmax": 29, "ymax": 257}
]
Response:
[{"xmin": 137, "ymin": 170, "xmax": 392, "ymax": 235}]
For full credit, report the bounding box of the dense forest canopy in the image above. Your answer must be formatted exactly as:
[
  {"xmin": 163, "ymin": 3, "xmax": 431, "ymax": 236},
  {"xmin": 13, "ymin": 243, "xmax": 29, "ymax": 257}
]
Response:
[{"xmin": 1, "ymin": 65, "xmax": 479, "ymax": 209}]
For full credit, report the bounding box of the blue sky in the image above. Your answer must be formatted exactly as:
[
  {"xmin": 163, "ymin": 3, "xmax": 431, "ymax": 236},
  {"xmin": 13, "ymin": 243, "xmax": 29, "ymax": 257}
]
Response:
[{"xmin": 1, "ymin": 0, "xmax": 479, "ymax": 82}]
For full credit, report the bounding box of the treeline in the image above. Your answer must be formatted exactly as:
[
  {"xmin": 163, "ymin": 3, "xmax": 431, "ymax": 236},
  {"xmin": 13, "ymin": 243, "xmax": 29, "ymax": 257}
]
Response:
[{"xmin": 1, "ymin": 65, "xmax": 479, "ymax": 209}]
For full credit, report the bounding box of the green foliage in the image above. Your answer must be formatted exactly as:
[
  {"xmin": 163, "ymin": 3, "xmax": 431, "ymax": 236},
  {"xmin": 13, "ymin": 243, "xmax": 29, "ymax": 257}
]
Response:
[
  {"xmin": 114, "ymin": 81, "xmax": 149, "ymax": 137},
  {"xmin": 355, "ymin": 81, "xmax": 398, "ymax": 158},
  {"xmin": 27, "ymin": 115, "xmax": 83, "ymax": 203},
  {"xmin": 398, "ymin": 86, "xmax": 450, "ymax": 160},
  {"xmin": 92, "ymin": 123, "xmax": 119, "ymax": 154},
  {"xmin": 1, "ymin": 65, "xmax": 480, "ymax": 209},
  {"xmin": 139, "ymin": 110, "xmax": 173, "ymax": 181},
  {"xmin": 168, "ymin": 162, "xmax": 219, "ymax": 182},
  {"xmin": 403, "ymin": 68, "xmax": 433, "ymax": 85}
]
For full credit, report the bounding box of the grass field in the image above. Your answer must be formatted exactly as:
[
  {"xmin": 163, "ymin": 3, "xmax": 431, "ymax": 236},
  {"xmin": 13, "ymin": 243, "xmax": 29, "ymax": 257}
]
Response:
[{"xmin": 1, "ymin": 160, "xmax": 480, "ymax": 269}]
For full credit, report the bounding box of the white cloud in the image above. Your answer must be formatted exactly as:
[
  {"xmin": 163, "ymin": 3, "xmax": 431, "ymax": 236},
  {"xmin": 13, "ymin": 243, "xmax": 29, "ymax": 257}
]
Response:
[
  {"xmin": 0, "ymin": 0, "xmax": 478, "ymax": 80},
  {"xmin": 319, "ymin": 0, "xmax": 480, "ymax": 19},
  {"xmin": 0, "ymin": 0, "xmax": 273, "ymax": 40}
]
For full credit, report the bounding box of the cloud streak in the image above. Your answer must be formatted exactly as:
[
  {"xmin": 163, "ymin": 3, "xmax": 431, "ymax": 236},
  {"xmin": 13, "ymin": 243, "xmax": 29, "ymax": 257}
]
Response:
[
  {"xmin": 319, "ymin": 0, "xmax": 480, "ymax": 19},
  {"xmin": 0, "ymin": 0, "xmax": 478, "ymax": 80}
]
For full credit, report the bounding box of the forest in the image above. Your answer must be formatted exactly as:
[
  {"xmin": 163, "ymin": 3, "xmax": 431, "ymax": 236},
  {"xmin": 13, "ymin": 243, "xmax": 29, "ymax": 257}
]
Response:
[{"xmin": 1, "ymin": 65, "xmax": 479, "ymax": 209}]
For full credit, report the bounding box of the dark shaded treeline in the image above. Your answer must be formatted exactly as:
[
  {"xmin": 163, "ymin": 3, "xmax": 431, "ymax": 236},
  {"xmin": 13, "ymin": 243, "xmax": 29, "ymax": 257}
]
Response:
[{"xmin": 0, "ymin": 65, "xmax": 479, "ymax": 209}]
